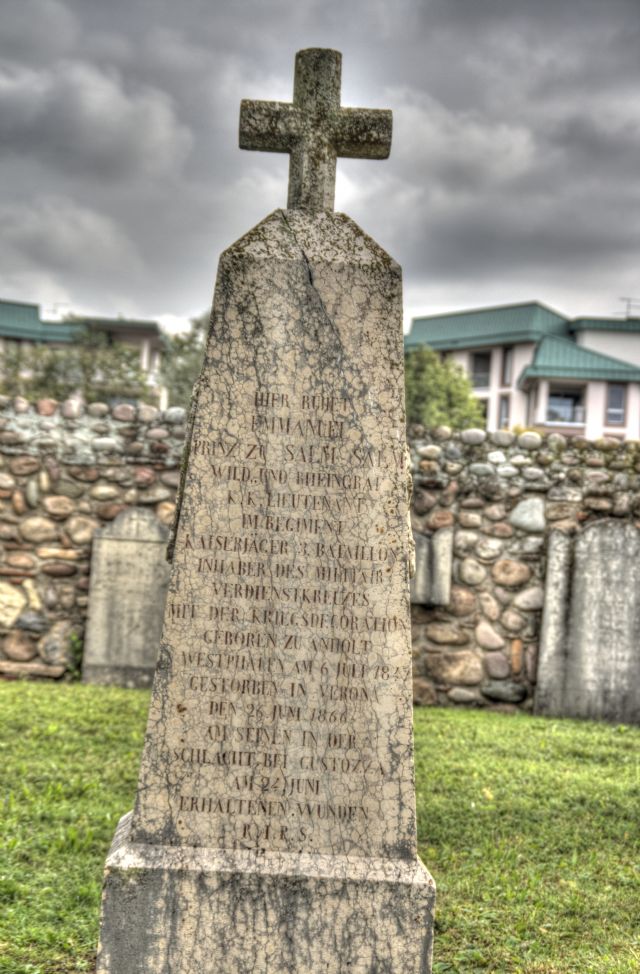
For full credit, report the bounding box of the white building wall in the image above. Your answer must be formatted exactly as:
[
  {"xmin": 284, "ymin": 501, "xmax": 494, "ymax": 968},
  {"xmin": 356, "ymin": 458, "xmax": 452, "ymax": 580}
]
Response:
[
  {"xmin": 575, "ymin": 330, "xmax": 640, "ymax": 367},
  {"xmin": 585, "ymin": 382, "xmax": 606, "ymax": 439},
  {"xmin": 623, "ymin": 384, "xmax": 640, "ymax": 439}
]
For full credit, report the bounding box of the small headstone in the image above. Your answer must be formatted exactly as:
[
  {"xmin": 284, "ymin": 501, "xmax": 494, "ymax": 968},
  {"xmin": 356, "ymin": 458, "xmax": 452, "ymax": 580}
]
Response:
[
  {"xmin": 82, "ymin": 508, "xmax": 170, "ymax": 688},
  {"xmin": 96, "ymin": 48, "xmax": 434, "ymax": 974},
  {"xmin": 536, "ymin": 520, "xmax": 640, "ymax": 723},
  {"xmin": 410, "ymin": 528, "xmax": 453, "ymax": 606}
]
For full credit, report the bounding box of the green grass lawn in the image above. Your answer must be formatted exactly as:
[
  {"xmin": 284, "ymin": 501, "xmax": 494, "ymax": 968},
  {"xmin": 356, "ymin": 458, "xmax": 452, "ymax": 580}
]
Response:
[{"xmin": 0, "ymin": 683, "xmax": 638, "ymax": 974}]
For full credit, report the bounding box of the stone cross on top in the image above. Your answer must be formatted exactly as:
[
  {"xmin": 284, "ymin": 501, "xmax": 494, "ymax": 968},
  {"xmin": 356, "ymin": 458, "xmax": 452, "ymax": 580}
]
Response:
[{"xmin": 239, "ymin": 48, "xmax": 392, "ymax": 213}]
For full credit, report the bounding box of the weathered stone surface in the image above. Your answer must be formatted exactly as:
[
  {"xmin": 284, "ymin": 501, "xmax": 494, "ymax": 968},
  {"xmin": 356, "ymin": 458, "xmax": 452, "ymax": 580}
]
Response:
[
  {"xmin": 99, "ymin": 813, "xmax": 434, "ymax": 974},
  {"xmin": 501, "ymin": 608, "xmax": 526, "ymax": 632},
  {"xmin": 425, "ymin": 622, "xmax": 468, "ymax": 645},
  {"xmin": 426, "ymin": 509, "xmax": 454, "ymax": 530},
  {"xmin": 36, "ymin": 397, "xmax": 58, "ymax": 416},
  {"xmin": 43, "ymin": 495, "xmax": 76, "ymax": 519},
  {"xmin": 41, "ymin": 561, "xmax": 77, "ymax": 577},
  {"xmin": 454, "ymin": 530, "xmax": 479, "ymax": 555},
  {"xmin": 90, "ymin": 484, "xmax": 122, "ymax": 501},
  {"xmin": 425, "ymin": 650, "xmax": 483, "ymax": 685},
  {"xmin": 475, "ymin": 620, "xmax": 505, "ymax": 650},
  {"xmin": 410, "ymin": 528, "xmax": 452, "ymax": 607},
  {"xmin": 475, "ymin": 537, "xmax": 504, "ymax": 561},
  {"xmin": 448, "ymin": 585, "xmax": 477, "ymax": 616},
  {"xmin": 517, "ymin": 431, "xmax": 542, "ymax": 450},
  {"xmin": 10, "ymin": 456, "xmax": 40, "ymax": 476},
  {"xmin": 97, "ymin": 177, "xmax": 433, "ymax": 969},
  {"xmin": 15, "ymin": 610, "xmax": 48, "ymax": 632},
  {"xmin": 484, "ymin": 652, "xmax": 510, "ymax": 679},
  {"xmin": 6, "ymin": 552, "xmax": 36, "ymax": 571},
  {"xmin": 491, "ymin": 559, "xmax": 531, "ymax": 587},
  {"xmin": 112, "ymin": 403, "xmax": 136, "ymax": 422},
  {"xmin": 3, "ymin": 630, "xmax": 37, "ymax": 661},
  {"xmin": 94, "ymin": 502, "xmax": 126, "ymax": 521},
  {"xmin": 460, "ymin": 428, "xmax": 486, "ymax": 445},
  {"xmin": 511, "ymin": 638, "xmax": 524, "ymax": 675},
  {"xmin": 482, "ymin": 680, "xmax": 527, "ymax": 703},
  {"xmin": 62, "ymin": 398, "xmax": 83, "ymax": 419},
  {"xmin": 19, "ymin": 515, "xmax": 58, "ymax": 543},
  {"xmin": 413, "ymin": 676, "xmax": 437, "ymax": 705},
  {"xmin": 66, "ymin": 515, "xmax": 100, "ymax": 544},
  {"xmin": 83, "ymin": 509, "xmax": 170, "ymax": 688},
  {"xmin": 459, "ymin": 557, "xmax": 486, "ymax": 585},
  {"xmin": 38, "ymin": 620, "xmax": 75, "ymax": 666},
  {"xmin": 87, "ymin": 402, "xmax": 110, "ymax": 417},
  {"xmin": 35, "ymin": 546, "xmax": 80, "ymax": 560},
  {"xmin": 479, "ymin": 591, "xmax": 500, "ymax": 621},
  {"xmin": 156, "ymin": 501, "xmax": 176, "ymax": 525},
  {"xmin": 509, "ymin": 497, "xmax": 545, "ymax": 533},
  {"xmin": 513, "ymin": 586, "xmax": 544, "ymax": 610},
  {"xmin": 448, "ymin": 686, "xmax": 480, "ymax": 703},
  {"xmin": 458, "ymin": 511, "xmax": 482, "ymax": 529},
  {"xmin": 0, "ymin": 659, "xmax": 65, "ymax": 678},
  {"xmin": 536, "ymin": 522, "xmax": 640, "ymax": 723}
]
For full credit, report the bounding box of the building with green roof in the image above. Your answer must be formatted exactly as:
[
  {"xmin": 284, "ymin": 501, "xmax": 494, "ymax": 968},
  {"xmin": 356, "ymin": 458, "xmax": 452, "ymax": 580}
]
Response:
[
  {"xmin": 406, "ymin": 302, "xmax": 640, "ymax": 438},
  {"xmin": 0, "ymin": 298, "xmax": 165, "ymax": 404}
]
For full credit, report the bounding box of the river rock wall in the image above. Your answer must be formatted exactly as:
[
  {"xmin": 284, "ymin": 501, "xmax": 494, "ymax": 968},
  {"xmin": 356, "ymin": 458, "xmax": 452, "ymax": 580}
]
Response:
[
  {"xmin": 1, "ymin": 396, "xmax": 638, "ymax": 713},
  {"xmin": 408, "ymin": 424, "xmax": 640, "ymax": 712}
]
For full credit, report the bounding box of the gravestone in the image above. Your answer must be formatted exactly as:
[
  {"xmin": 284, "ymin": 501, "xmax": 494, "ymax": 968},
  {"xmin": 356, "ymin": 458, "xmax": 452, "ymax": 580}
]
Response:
[
  {"xmin": 96, "ymin": 48, "xmax": 435, "ymax": 974},
  {"xmin": 82, "ymin": 508, "xmax": 170, "ymax": 688},
  {"xmin": 535, "ymin": 520, "xmax": 640, "ymax": 723},
  {"xmin": 410, "ymin": 528, "xmax": 453, "ymax": 606}
]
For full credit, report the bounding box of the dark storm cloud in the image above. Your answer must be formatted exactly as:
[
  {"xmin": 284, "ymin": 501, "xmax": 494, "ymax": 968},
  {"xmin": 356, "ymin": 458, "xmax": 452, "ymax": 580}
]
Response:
[{"xmin": 0, "ymin": 0, "xmax": 638, "ymax": 324}]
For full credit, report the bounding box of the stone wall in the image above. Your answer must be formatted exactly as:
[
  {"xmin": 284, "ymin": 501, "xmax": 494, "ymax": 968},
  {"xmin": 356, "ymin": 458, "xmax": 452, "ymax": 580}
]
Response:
[
  {"xmin": 0, "ymin": 396, "xmax": 185, "ymax": 678},
  {"xmin": 408, "ymin": 424, "xmax": 640, "ymax": 712},
  {"xmin": 1, "ymin": 396, "xmax": 638, "ymax": 712}
]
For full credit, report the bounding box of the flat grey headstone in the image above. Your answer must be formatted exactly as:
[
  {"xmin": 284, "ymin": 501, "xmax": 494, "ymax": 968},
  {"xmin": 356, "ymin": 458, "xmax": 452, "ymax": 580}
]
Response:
[
  {"xmin": 410, "ymin": 528, "xmax": 452, "ymax": 606},
  {"xmin": 96, "ymin": 48, "xmax": 434, "ymax": 974},
  {"xmin": 82, "ymin": 508, "xmax": 170, "ymax": 688},
  {"xmin": 535, "ymin": 520, "xmax": 640, "ymax": 723}
]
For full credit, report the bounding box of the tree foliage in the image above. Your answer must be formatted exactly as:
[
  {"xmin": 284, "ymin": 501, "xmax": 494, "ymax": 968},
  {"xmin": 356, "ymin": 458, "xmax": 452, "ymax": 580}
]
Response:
[
  {"xmin": 160, "ymin": 313, "xmax": 208, "ymax": 407},
  {"xmin": 404, "ymin": 345, "xmax": 485, "ymax": 429},
  {"xmin": 0, "ymin": 332, "xmax": 149, "ymax": 402}
]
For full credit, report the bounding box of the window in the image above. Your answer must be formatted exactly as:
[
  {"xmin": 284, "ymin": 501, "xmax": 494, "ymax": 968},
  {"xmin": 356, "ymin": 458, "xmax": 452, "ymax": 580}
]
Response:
[
  {"xmin": 501, "ymin": 347, "xmax": 513, "ymax": 386},
  {"xmin": 547, "ymin": 386, "xmax": 585, "ymax": 424},
  {"xmin": 498, "ymin": 394, "xmax": 510, "ymax": 429},
  {"xmin": 471, "ymin": 351, "xmax": 491, "ymax": 388},
  {"xmin": 606, "ymin": 384, "xmax": 626, "ymax": 425}
]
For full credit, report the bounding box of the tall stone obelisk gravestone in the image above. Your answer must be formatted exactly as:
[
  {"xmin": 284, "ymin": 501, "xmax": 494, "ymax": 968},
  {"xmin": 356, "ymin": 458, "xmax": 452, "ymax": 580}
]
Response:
[{"xmin": 97, "ymin": 48, "xmax": 435, "ymax": 974}]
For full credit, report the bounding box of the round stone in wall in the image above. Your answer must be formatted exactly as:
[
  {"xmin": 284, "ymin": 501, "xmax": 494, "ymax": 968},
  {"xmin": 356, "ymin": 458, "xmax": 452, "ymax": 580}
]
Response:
[
  {"xmin": 491, "ymin": 559, "xmax": 531, "ymax": 587},
  {"xmin": 509, "ymin": 497, "xmax": 545, "ymax": 533},
  {"xmin": 475, "ymin": 620, "xmax": 505, "ymax": 650},
  {"xmin": 3, "ymin": 630, "xmax": 36, "ymax": 661},
  {"xmin": 461, "ymin": 428, "xmax": 487, "ymax": 445},
  {"xmin": 459, "ymin": 557, "xmax": 486, "ymax": 586},
  {"xmin": 19, "ymin": 515, "xmax": 58, "ymax": 543}
]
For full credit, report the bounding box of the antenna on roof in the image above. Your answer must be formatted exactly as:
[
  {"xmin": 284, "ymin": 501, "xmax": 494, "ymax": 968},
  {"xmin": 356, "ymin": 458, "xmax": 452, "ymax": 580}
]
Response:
[{"xmin": 619, "ymin": 297, "xmax": 640, "ymax": 318}]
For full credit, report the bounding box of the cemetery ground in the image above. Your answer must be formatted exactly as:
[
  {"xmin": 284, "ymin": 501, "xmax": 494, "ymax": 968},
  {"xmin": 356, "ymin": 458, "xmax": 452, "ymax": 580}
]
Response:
[{"xmin": 0, "ymin": 684, "xmax": 638, "ymax": 974}]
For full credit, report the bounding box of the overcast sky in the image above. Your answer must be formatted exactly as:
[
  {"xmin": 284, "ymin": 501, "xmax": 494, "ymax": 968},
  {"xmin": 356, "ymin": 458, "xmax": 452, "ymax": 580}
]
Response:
[{"xmin": 1, "ymin": 0, "xmax": 639, "ymax": 333}]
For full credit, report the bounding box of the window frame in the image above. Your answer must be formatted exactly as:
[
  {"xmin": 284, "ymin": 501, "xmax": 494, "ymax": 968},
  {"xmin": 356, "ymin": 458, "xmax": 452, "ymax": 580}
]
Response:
[
  {"xmin": 605, "ymin": 383, "xmax": 626, "ymax": 426},
  {"xmin": 471, "ymin": 350, "xmax": 492, "ymax": 389}
]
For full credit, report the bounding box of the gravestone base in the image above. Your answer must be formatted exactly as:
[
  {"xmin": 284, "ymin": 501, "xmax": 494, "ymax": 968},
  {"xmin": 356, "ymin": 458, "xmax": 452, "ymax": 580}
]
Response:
[
  {"xmin": 81, "ymin": 664, "xmax": 156, "ymax": 689},
  {"xmin": 97, "ymin": 813, "xmax": 435, "ymax": 974}
]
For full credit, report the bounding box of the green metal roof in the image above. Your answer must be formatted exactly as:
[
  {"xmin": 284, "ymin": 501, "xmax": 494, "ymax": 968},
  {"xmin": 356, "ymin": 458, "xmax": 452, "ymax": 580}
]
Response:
[
  {"xmin": 571, "ymin": 316, "xmax": 640, "ymax": 334},
  {"xmin": 0, "ymin": 299, "xmax": 79, "ymax": 342},
  {"xmin": 519, "ymin": 335, "xmax": 640, "ymax": 385},
  {"xmin": 406, "ymin": 301, "xmax": 569, "ymax": 351},
  {"xmin": 0, "ymin": 299, "xmax": 160, "ymax": 344}
]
